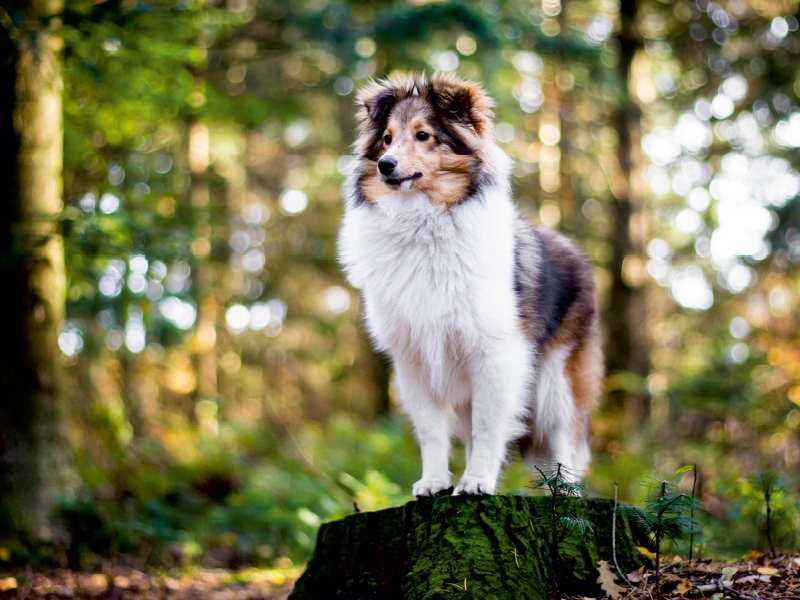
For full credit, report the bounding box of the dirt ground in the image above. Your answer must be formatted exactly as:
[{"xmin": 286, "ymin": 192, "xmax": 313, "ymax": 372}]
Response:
[{"xmin": 0, "ymin": 553, "xmax": 797, "ymax": 599}]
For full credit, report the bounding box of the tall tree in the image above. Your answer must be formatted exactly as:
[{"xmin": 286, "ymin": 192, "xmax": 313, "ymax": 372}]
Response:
[
  {"xmin": 0, "ymin": 0, "xmax": 78, "ymax": 540},
  {"xmin": 605, "ymin": 0, "xmax": 650, "ymax": 423}
]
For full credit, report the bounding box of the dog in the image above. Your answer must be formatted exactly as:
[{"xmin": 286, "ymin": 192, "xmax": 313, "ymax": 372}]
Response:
[{"xmin": 338, "ymin": 73, "xmax": 602, "ymax": 497}]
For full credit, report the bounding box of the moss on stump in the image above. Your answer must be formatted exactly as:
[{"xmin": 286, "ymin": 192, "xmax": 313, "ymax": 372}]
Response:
[{"xmin": 290, "ymin": 495, "xmax": 648, "ymax": 599}]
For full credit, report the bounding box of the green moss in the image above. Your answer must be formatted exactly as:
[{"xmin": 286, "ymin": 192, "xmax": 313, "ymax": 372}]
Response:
[{"xmin": 290, "ymin": 495, "xmax": 647, "ymax": 599}]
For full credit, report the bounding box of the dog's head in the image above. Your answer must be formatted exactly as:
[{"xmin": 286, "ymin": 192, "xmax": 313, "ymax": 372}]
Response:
[{"xmin": 351, "ymin": 73, "xmax": 496, "ymax": 207}]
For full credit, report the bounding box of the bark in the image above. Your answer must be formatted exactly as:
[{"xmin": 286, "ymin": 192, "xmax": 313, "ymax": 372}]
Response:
[
  {"xmin": 605, "ymin": 0, "xmax": 650, "ymax": 423},
  {"xmin": 0, "ymin": 0, "xmax": 79, "ymax": 540},
  {"xmin": 290, "ymin": 495, "xmax": 648, "ymax": 600}
]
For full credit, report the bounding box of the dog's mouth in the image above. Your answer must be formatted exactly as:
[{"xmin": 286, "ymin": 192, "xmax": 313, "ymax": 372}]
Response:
[{"xmin": 383, "ymin": 172, "xmax": 422, "ymax": 187}]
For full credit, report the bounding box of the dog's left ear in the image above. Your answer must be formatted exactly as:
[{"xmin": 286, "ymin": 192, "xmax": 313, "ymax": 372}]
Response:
[{"xmin": 426, "ymin": 74, "xmax": 494, "ymax": 138}]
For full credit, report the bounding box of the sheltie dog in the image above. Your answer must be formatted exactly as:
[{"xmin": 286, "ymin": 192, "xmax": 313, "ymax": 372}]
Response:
[{"xmin": 338, "ymin": 73, "xmax": 602, "ymax": 497}]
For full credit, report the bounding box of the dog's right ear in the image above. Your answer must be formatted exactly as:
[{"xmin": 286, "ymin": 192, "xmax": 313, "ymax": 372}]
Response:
[
  {"xmin": 354, "ymin": 79, "xmax": 405, "ymax": 159},
  {"xmin": 356, "ymin": 80, "xmax": 398, "ymax": 124}
]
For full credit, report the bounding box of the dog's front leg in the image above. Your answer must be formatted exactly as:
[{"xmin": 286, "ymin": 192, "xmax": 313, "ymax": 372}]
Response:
[
  {"xmin": 455, "ymin": 345, "xmax": 531, "ymax": 496},
  {"xmin": 395, "ymin": 363, "xmax": 453, "ymax": 498}
]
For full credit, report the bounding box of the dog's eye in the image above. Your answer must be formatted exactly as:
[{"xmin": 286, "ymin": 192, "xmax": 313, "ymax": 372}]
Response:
[
  {"xmin": 383, "ymin": 134, "xmax": 392, "ymax": 145},
  {"xmin": 416, "ymin": 131, "xmax": 430, "ymax": 141}
]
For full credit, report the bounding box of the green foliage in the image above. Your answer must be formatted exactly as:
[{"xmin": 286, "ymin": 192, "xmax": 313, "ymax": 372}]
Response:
[
  {"xmin": 531, "ymin": 463, "xmax": 595, "ymax": 597},
  {"xmin": 622, "ymin": 478, "xmax": 701, "ymax": 547},
  {"xmin": 531, "ymin": 463, "xmax": 594, "ymax": 542},
  {"xmin": 743, "ymin": 471, "xmax": 792, "ymax": 556},
  {"xmin": 622, "ymin": 478, "xmax": 702, "ymax": 599},
  {"xmin": 42, "ymin": 416, "xmax": 417, "ymax": 569}
]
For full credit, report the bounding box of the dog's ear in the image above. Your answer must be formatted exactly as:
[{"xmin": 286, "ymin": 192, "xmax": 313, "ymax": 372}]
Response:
[
  {"xmin": 356, "ymin": 80, "xmax": 398, "ymax": 123},
  {"xmin": 355, "ymin": 76, "xmax": 421, "ymax": 158},
  {"xmin": 426, "ymin": 74, "xmax": 494, "ymax": 138},
  {"xmin": 354, "ymin": 79, "xmax": 402, "ymax": 158}
]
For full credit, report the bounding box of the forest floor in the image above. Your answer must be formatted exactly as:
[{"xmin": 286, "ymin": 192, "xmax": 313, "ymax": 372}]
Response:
[
  {"xmin": 602, "ymin": 552, "xmax": 800, "ymax": 599},
  {"xmin": 0, "ymin": 553, "xmax": 797, "ymax": 599},
  {"xmin": 0, "ymin": 566, "xmax": 300, "ymax": 600}
]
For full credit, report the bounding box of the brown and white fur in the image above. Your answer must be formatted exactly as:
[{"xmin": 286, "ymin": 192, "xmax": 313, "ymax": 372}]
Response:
[{"xmin": 338, "ymin": 73, "xmax": 602, "ymax": 496}]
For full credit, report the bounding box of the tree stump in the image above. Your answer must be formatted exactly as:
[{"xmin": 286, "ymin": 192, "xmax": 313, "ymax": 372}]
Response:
[{"xmin": 290, "ymin": 494, "xmax": 648, "ymax": 599}]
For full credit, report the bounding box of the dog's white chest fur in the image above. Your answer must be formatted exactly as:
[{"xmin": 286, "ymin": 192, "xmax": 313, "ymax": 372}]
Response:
[{"xmin": 339, "ymin": 189, "xmax": 524, "ymax": 401}]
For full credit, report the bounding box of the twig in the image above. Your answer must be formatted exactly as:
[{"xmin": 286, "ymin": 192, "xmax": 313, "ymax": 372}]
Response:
[
  {"xmin": 447, "ymin": 582, "xmax": 464, "ymax": 591},
  {"xmin": 612, "ymin": 481, "xmax": 632, "ymax": 587},
  {"xmin": 716, "ymin": 575, "xmax": 758, "ymax": 600},
  {"xmin": 765, "ymin": 485, "xmax": 776, "ymax": 557},
  {"xmin": 690, "ymin": 464, "xmax": 697, "ymax": 562}
]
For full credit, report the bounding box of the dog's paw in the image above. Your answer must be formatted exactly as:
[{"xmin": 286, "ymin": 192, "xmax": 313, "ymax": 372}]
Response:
[
  {"xmin": 453, "ymin": 476, "xmax": 495, "ymax": 496},
  {"xmin": 413, "ymin": 477, "xmax": 452, "ymax": 498}
]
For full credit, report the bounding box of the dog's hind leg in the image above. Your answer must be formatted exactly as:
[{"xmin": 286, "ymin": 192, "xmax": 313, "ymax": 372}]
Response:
[
  {"xmin": 533, "ymin": 345, "xmax": 583, "ymax": 481},
  {"xmin": 562, "ymin": 331, "xmax": 602, "ymax": 477}
]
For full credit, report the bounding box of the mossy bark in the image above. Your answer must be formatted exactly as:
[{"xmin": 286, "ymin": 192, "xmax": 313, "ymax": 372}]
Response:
[{"xmin": 290, "ymin": 495, "xmax": 648, "ymax": 600}]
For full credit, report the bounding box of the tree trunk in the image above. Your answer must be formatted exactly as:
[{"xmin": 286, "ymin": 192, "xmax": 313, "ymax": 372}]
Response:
[
  {"xmin": 0, "ymin": 0, "xmax": 79, "ymax": 540},
  {"xmin": 290, "ymin": 495, "xmax": 648, "ymax": 600},
  {"xmin": 605, "ymin": 0, "xmax": 650, "ymax": 423},
  {"xmin": 188, "ymin": 117, "xmax": 218, "ymax": 403},
  {"xmin": 371, "ymin": 351, "xmax": 392, "ymax": 417}
]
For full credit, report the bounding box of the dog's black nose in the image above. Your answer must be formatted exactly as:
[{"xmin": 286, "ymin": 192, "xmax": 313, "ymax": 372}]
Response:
[{"xmin": 378, "ymin": 156, "xmax": 397, "ymax": 176}]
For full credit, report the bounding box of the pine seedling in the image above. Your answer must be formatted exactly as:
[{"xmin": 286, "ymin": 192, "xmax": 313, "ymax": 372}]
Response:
[
  {"xmin": 531, "ymin": 462, "xmax": 594, "ymax": 599},
  {"xmin": 747, "ymin": 470, "xmax": 784, "ymax": 557},
  {"xmin": 621, "ymin": 478, "xmax": 701, "ymax": 600},
  {"xmin": 676, "ymin": 464, "xmax": 699, "ymax": 561}
]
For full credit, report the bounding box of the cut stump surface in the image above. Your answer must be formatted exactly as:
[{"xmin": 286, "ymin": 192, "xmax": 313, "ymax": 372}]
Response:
[{"xmin": 290, "ymin": 495, "xmax": 648, "ymax": 599}]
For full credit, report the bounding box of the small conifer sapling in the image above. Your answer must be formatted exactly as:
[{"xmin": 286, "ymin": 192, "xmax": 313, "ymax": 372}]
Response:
[
  {"xmin": 748, "ymin": 470, "xmax": 784, "ymax": 557},
  {"xmin": 531, "ymin": 462, "xmax": 594, "ymax": 599},
  {"xmin": 622, "ymin": 478, "xmax": 701, "ymax": 600}
]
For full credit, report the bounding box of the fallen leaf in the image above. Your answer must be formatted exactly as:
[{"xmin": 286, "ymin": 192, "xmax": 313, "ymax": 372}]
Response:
[
  {"xmin": 637, "ymin": 546, "xmax": 656, "ymax": 559},
  {"xmin": 742, "ymin": 551, "xmax": 762, "ymax": 561},
  {"xmin": 627, "ymin": 567, "xmax": 644, "ymax": 583},
  {"xmin": 676, "ymin": 579, "xmax": 692, "ymax": 595},
  {"xmin": 597, "ymin": 560, "xmax": 625, "ymax": 599},
  {"xmin": 88, "ymin": 573, "xmax": 108, "ymax": 592},
  {"xmin": 722, "ymin": 567, "xmax": 738, "ymax": 580},
  {"xmin": 757, "ymin": 567, "xmax": 778, "ymax": 575},
  {"xmin": 0, "ymin": 578, "xmax": 17, "ymax": 592}
]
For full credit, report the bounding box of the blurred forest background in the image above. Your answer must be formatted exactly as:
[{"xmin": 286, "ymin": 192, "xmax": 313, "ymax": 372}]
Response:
[{"xmin": 2, "ymin": 0, "xmax": 800, "ymax": 572}]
